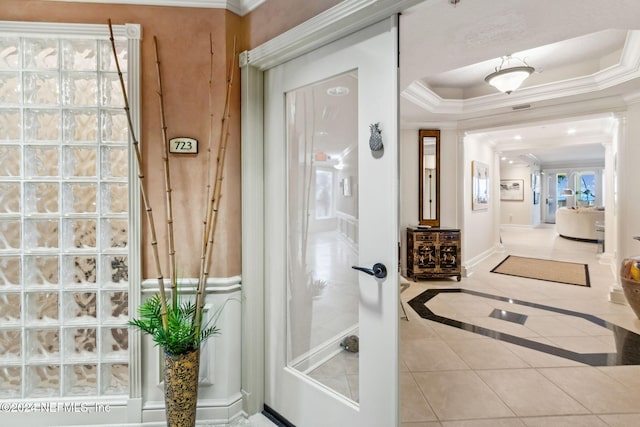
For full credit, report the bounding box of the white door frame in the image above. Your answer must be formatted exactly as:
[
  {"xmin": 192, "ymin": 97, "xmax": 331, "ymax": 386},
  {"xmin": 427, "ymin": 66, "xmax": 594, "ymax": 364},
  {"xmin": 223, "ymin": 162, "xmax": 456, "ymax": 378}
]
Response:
[{"xmin": 239, "ymin": 0, "xmax": 423, "ymax": 416}]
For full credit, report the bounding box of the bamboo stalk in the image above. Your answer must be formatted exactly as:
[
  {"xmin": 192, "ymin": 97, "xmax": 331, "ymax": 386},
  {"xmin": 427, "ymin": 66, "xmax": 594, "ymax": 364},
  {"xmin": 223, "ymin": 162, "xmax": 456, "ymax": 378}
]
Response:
[
  {"xmin": 108, "ymin": 20, "xmax": 168, "ymax": 331},
  {"xmin": 199, "ymin": 34, "xmax": 216, "ymax": 279},
  {"xmin": 153, "ymin": 36, "xmax": 178, "ymax": 310},
  {"xmin": 194, "ymin": 35, "xmax": 218, "ymax": 338},
  {"xmin": 194, "ymin": 37, "xmax": 237, "ymax": 337}
]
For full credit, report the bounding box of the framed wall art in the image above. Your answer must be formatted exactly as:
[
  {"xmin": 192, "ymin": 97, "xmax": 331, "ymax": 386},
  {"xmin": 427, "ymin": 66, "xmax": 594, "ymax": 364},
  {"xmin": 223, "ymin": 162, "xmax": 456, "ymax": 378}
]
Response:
[
  {"xmin": 500, "ymin": 179, "xmax": 525, "ymax": 201},
  {"xmin": 472, "ymin": 161, "xmax": 489, "ymax": 210}
]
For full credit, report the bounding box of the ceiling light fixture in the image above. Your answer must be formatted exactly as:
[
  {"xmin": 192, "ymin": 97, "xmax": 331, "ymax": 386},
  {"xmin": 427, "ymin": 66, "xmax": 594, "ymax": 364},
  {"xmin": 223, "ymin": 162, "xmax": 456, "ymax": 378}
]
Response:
[{"xmin": 485, "ymin": 55, "xmax": 535, "ymax": 94}]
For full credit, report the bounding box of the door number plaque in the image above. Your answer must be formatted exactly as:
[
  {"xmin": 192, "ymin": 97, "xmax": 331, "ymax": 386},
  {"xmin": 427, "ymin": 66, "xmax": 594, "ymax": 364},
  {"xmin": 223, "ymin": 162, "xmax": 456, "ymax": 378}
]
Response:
[{"xmin": 169, "ymin": 137, "xmax": 198, "ymax": 154}]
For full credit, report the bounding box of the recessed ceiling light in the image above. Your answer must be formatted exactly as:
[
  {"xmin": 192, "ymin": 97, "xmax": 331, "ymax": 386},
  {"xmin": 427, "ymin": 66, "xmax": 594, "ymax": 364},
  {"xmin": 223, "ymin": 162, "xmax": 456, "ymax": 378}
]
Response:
[
  {"xmin": 567, "ymin": 128, "xmax": 576, "ymax": 135},
  {"xmin": 514, "ymin": 135, "xmax": 522, "ymax": 140},
  {"xmin": 326, "ymin": 86, "xmax": 350, "ymax": 96}
]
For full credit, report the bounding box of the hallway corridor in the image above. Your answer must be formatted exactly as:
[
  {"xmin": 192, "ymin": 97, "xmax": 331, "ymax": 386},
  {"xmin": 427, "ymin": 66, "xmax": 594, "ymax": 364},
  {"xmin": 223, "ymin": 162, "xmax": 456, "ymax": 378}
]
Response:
[{"xmin": 400, "ymin": 226, "xmax": 640, "ymax": 427}]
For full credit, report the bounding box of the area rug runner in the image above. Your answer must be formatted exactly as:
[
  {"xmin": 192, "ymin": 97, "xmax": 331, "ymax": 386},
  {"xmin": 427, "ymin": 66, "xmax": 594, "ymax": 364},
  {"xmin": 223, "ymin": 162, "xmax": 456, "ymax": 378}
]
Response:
[{"xmin": 490, "ymin": 255, "xmax": 590, "ymax": 287}]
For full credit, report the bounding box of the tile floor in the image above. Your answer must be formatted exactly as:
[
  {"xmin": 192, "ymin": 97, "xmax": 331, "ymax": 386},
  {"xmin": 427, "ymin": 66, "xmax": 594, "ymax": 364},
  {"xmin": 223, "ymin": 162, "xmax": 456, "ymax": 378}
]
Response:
[{"xmin": 399, "ymin": 225, "xmax": 640, "ymax": 427}]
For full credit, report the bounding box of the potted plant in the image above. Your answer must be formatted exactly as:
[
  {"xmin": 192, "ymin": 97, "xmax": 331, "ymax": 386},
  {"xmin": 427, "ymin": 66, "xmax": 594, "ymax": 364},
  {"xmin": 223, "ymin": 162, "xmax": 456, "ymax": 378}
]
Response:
[{"xmin": 107, "ymin": 21, "xmax": 236, "ymax": 427}]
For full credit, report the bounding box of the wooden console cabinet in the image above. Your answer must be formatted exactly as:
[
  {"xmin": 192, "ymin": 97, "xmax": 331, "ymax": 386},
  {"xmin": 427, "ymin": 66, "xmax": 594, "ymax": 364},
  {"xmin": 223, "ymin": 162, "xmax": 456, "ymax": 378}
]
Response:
[{"xmin": 406, "ymin": 227, "xmax": 461, "ymax": 281}]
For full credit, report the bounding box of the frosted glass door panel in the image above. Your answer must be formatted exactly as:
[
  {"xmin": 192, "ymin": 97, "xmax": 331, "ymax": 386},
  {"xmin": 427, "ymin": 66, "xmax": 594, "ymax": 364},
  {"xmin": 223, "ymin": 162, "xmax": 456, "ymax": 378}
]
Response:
[{"xmin": 286, "ymin": 72, "xmax": 359, "ymax": 402}]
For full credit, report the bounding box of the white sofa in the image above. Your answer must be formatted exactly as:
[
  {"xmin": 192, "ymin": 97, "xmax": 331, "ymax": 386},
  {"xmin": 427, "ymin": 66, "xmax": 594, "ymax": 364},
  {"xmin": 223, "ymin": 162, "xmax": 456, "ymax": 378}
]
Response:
[{"xmin": 555, "ymin": 206, "xmax": 604, "ymax": 241}]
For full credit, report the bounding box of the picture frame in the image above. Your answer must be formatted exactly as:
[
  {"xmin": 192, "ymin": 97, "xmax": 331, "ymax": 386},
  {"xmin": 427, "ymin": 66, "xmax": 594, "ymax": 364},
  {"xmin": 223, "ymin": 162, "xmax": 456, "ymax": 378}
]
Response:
[
  {"xmin": 472, "ymin": 161, "xmax": 489, "ymax": 210},
  {"xmin": 500, "ymin": 179, "xmax": 525, "ymax": 201}
]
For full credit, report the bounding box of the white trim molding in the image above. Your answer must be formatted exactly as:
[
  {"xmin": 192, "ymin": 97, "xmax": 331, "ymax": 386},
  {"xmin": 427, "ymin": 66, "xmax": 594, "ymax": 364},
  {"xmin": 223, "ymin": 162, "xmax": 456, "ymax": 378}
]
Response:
[
  {"xmin": 240, "ymin": 0, "xmax": 422, "ymax": 70},
  {"xmin": 41, "ymin": 0, "xmax": 265, "ymax": 15},
  {"xmin": 141, "ymin": 276, "xmax": 242, "ymax": 293}
]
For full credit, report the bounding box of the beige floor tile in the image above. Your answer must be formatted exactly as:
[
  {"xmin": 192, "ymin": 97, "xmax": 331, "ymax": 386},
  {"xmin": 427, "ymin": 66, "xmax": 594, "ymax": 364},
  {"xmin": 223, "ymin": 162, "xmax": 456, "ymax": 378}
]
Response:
[
  {"xmin": 341, "ymin": 351, "xmax": 359, "ymax": 374},
  {"xmin": 306, "ymin": 375, "xmax": 352, "ymax": 401},
  {"xmin": 489, "ymin": 300, "xmax": 557, "ymax": 317},
  {"xmin": 402, "ymin": 338, "xmax": 469, "ymax": 372},
  {"xmin": 476, "ymin": 369, "xmax": 588, "ymax": 417},
  {"xmin": 538, "ymin": 367, "xmax": 638, "ymax": 413},
  {"xmin": 430, "ymin": 322, "xmax": 491, "ymax": 342},
  {"xmin": 432, "ymin": 298, "xmax": 496, "ymax": 317},
  {"xmin": 545, "ymin": 335, "xmax": 616, "ymax": 353},
  {"xmin": 521, "ymin": 415, "xmax": 608, "ymax": 426},
  {"xmin": 346, "ymin": 373, "xmax": 359, "ymax": 403},
  {"xmin": 402, "ymin": 317, "xmax": 440, "ymax": 341},
  {"xmin": 308, "ymin": 352, "xmax": 349, "ymax": 377},
  {"xmin": 401, "ymin": 372, "xmax": 437, "ymax": 423},
  {"xmin": 597, "ymin": 365, "xmax": 640, "ymax": 392},
  {"xmin": 440, "ymin": 419, "xmax": 526, "ymax": 427},
  {"xmin": 412, "ymin": 371, "xmax": 515, "ymax": 420},
  {"xmin": 597, "ymin": 413, "xmax": 640, "ymax": 427},
  {"xmin": 500, "ymin": 341, "xmax": 586, "ymax": 368},
  {"xmin": 522, "ymin": 315, "xmax": 591, "ymax": 337},
  {"xmin": 445, "ymin": 339, "xmax": 530, "ymax": 370},
  {"xmin": 401, "ymin": 422, "xmax": 442, "ymax": 427}
]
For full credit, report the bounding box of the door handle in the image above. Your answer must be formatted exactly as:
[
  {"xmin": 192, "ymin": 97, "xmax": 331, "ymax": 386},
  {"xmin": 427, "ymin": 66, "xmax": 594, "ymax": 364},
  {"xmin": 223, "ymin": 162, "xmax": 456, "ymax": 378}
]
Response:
[{"xmin": 352, "ymin": 263, "xmax": 387, "ymax": 279}]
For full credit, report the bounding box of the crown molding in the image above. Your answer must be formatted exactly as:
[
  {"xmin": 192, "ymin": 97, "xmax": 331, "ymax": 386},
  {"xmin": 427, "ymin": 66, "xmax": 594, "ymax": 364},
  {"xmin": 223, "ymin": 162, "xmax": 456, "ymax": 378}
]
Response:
[
  {"xmin": 0, "ymin": 19, "xmax": 140, "ymax": 39},
  {"xmin": 241, "ymin": 0, "xmax": 422, "ymax": 70},
  {"xmin": 623, "ymin": 90, "xmax": 640, "ymax": 105},
  {"xmin": 237, "ymin": 0, "xmax": 266, "ymax": 15},
  {"xmin": 41, "ymin": 0, "xmax": 266, "ymax": 15},
  {"xmin": 403, "ymin": 30, "xmax": 640, "ymax": 117}
]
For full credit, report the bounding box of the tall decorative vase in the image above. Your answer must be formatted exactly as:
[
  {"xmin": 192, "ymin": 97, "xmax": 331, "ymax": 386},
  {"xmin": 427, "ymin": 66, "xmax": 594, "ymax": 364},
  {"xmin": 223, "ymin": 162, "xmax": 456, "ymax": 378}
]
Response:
[{"xmin": 164, "ymin": 348, "xmax": 200, "ymax": 427}]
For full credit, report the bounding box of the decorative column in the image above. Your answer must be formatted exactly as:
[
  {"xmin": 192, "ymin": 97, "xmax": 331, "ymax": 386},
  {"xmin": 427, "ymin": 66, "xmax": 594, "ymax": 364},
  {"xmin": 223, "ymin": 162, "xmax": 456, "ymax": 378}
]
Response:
[{"xmin": 609, "ymin": 113, "xmax": 625, "ymax": 304}]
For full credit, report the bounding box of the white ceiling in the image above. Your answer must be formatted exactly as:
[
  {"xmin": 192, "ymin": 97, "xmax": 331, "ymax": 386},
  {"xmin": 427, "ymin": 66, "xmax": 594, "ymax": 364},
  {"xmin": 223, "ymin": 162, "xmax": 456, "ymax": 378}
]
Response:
[{"xmin": 399, "ymin": 0, "xmax": 640, "ymax": 166}]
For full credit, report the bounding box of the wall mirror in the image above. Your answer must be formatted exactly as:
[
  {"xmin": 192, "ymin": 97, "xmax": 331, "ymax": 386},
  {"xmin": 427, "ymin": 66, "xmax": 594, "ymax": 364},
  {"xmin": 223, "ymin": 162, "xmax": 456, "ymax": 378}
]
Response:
[{"xmin": 419, "ymin": 129, "xmax": 440, "ymax": 226}]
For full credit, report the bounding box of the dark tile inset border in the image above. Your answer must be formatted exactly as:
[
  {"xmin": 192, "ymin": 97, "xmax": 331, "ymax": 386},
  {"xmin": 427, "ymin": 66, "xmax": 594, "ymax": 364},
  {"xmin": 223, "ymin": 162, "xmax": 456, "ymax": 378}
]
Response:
[
  {"xmin": 489, "ymin": 308, "xmax": 528, "ymax": 325},
  {"xmin": 408, "ymin": 288, "xmax": 640, "ymax": 366}
]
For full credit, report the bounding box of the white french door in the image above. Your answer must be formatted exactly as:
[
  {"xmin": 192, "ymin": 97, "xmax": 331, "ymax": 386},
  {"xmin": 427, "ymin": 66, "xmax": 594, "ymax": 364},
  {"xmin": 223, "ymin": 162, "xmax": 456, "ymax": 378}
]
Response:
[{"xmin": 262, "ymin": 17, "xmax": 400, "ymax": 427}]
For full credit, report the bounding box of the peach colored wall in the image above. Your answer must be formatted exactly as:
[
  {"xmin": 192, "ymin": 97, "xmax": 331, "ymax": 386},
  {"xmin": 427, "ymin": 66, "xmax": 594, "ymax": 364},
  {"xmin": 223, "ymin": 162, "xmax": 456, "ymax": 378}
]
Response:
[
  {"xmin": 1, "ymin": 0, "xmax": 243, "ymax": 278},
  {"xmin": 0, "ymin": 0, "xmax": 347, "ymax": 279},
  {"xmin": 243, "ymin": 0, "xmax": 342, "ymax": 48}
]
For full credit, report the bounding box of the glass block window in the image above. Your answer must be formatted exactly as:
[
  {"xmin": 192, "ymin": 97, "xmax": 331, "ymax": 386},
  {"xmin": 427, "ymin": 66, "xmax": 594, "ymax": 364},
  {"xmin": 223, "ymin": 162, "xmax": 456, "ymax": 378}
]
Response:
[{"xmin": 0, "ymin": 24, "xmax": 136, "ymax": 399}]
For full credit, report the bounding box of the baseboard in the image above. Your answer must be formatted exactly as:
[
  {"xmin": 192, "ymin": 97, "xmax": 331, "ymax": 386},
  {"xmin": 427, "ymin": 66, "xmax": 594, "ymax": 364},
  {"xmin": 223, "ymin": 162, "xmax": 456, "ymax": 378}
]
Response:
[
  {"xmin": 463, "ymin": 244, "xmax": 502, "ymax": 277},
  {"xmin": 499, "ymin": 223, "xmax": 537, "ymax": 229},
  {"xmin": 609, "ymin": 286, "xmax": 628, "ymax": 305}
]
